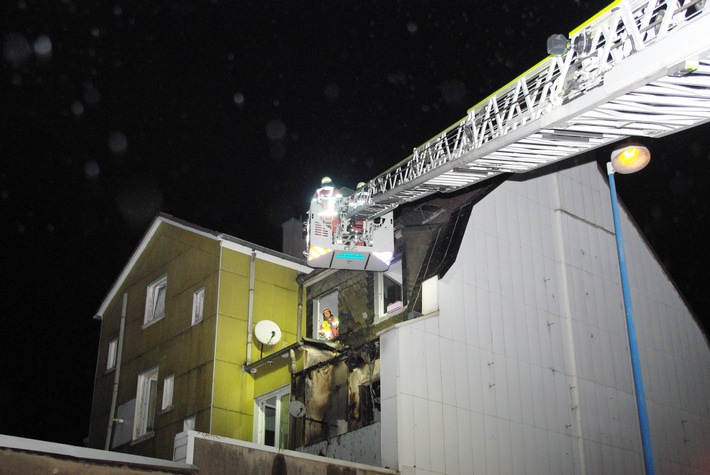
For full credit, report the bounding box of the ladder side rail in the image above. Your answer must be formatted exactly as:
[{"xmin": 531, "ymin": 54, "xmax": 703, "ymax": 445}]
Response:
[{"xmin": 350, "ymin": 0, "xmax": 707, "ymax": 220}]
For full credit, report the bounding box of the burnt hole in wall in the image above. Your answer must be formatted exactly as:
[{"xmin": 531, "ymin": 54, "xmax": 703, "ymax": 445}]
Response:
[
  {"xmin": 345, "ymin": 341, "xmax": 378, "ymax": 370},
  {"xmin": 358, "ymin": 380, "xmax": 380, "ymax": 427}
]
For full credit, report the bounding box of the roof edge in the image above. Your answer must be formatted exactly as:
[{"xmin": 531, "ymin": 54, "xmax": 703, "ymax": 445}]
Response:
[
  {"xmin": 93, "ymin": 214, "xmax": 220, "ymax": 320},
  {"xmin": 93, "ymin": 214, "xmax": 312, "ymax": 320},
  {"xmin": 220, "ymin": 232, "xmax": 312, "ymax": 274}
]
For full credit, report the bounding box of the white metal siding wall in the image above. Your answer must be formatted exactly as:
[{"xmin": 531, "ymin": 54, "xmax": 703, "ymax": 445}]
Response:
[
  {"xmin": 556, "ymin": 165, "xmax": 642, "ymax": 474},
  {"xmin": 557, "ymin": 163, "xmax": 710, "ymax": 474},
  {"xmin": 380, "ymin": 162, "xmax": 710, "ymax": 474}
]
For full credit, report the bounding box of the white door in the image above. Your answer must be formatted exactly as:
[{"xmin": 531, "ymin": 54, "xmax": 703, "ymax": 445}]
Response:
[{"xmin": 254, "ymin": 385, "xmax": 290, "ymax": 448}]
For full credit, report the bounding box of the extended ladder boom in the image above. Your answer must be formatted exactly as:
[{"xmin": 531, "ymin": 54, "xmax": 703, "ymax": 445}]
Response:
[
  {"xmin": 307, "ymin": 0, "xmax": 710, "ymax": 270},
  {"xmin": 352, "ymin": 0, "xmax": 710, "ymax": 220}
]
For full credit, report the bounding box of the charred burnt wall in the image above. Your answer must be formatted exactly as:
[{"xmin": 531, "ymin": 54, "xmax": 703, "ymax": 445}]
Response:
[{"xmin": 292, "ymin": 341, "xmax": 380, "ymax": 448}]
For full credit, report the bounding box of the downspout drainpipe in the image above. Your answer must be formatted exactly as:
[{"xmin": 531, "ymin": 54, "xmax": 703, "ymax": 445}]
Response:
[
  {"xmin": 297, "ymin": 277, "xmax": 304, "ymax": 342},
  {"xmin": 289, "ymin": 349, "xmax": 297, "ymax": 375},
  {"xmin": 105, "ymin": 292, "xmax": 127, "ymax": 450},
  {"xmin": 246, "ymin": 251, "xmax": 256, "ymax": 366}
]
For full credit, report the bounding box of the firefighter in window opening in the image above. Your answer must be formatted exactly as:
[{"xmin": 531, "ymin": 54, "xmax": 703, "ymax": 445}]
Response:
[{"xmin": 318, "ymin": 308, "xmax": 339, "ymax": 340}]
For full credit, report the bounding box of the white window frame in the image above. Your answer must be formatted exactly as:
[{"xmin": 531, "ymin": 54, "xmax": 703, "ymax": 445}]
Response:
[
  {"xmin": 161, "ymin": 374, "xmax": 175, "ymax": 411},
  {"xmin": 134, "ymin": 366, "xmax": 159, "ymax": 440},
  {"xmin": 374, "ymin": 259, "xmax": 404, "ymax": 323},
  {"xmin": 253, "ymin": 385, "xmax": 290, "ymax": 448},
  {"xmin": 192, "ymin": 287, "xmax": 205, "ymax": 325},
  {"xmin": 106, "ymin": 338, "xmax": 118, "ymax": 371},
  {"xmin": 312, "ymin": 290, "xmax": 338, "ymax": 339},
  {"xmin": 144, "ymin": 275, "xmax": 167, "ymax": 326}
]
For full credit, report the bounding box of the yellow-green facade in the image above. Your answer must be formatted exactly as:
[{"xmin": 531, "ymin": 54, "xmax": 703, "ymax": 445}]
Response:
[
  {"xmin": 88, "ymin": 215, "xmax": 310, "ymax": 460},
  {"xmin": 212, "ymin": 243, "xmax": 307, "ymax": 441}
]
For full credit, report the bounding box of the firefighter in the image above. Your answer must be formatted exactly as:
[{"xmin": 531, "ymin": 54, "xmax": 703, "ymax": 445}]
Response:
[
  {"xmin": 312, "ymin": 177, "xmax": 342, "ymax": 237},
  {"xmin": 318, "ymin": 308, "xmax": 339, "ymax": 340}
]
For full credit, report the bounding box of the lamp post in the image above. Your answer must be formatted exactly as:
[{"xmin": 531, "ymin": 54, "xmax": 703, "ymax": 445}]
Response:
[{"xmin": 606, "ymin": 144, "xmax": 655, "ymax": 475}]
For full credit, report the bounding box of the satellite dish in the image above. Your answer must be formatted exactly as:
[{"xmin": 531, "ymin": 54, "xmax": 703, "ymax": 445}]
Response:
[
  {"xmin": 254, "ymin": 320, "xmax": 281, "ymax": 346},
  {"xmin": 289, "ymin": 400, "xmax": 306, "ymax": 418}
]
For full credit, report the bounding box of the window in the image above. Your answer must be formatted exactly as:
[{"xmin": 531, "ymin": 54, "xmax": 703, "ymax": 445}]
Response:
[
  {"xmin": 161, "ymin": 374, "xmax": 174, "ymax": 411},
  {"xmin": 313, "ymin": 290, "xmax": 338, "ymax": 340},
  {"xmin": 254, "ymin": 385, "xmax": 290, "ymax": 449},
  {"xmin": 144, "ymin": 275, "xmax": 167, "ymax": 325},
  {"xmin": 375, "ymin": 260, "xmax": 404, "ymax": 321},
  {"xmin": 134, "ymin": 367, "xmax": 159, "ymax": 439},
  {"xmin": 192, "ymin": 287, "xmax": 204, "ymax": 325},
  {"xmin": 107, "ymin": 338, "xmax": 118, "ymax": 371}
]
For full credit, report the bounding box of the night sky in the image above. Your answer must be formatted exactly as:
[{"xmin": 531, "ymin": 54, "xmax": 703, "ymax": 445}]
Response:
[{"xmin": 2, "ymin": 1, "xmax": 708, "ymax": 447}]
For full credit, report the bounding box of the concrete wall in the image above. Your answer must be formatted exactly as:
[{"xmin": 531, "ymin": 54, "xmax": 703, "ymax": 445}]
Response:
[
  {"xmin": 176, "ymin": 430, "xmax": 395, "ymax": 475},
  {"xmin": 298, "ymin": 422, "xmax": 382, "ymax": 467},
  {"xmin": 380, "ymin": 162, "xmax": 710, "ymax": 474},
  {"xmin": 2, "ymin": 435, "xmax": 196, "ymax": 475}
]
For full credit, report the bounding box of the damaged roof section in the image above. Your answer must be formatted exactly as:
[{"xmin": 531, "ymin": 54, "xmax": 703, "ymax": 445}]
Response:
[{"xmin": 397, "ymin": 174, "xmax": 509, "ymax": 315}]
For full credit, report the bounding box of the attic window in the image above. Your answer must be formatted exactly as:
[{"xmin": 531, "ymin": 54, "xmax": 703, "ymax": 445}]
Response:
[{"xmin": 144, "ymin": 275, "xmax": 167, "ymax": 326}]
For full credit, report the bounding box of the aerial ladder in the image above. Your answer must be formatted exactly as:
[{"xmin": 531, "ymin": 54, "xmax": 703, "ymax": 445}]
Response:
[{"xmin": 307, "ymin": 0, "xmax": 710, "ymax": 270}]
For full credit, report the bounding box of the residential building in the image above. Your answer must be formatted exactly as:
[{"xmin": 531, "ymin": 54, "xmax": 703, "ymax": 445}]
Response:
[
  {"xmin": 88, "ymin": 214, "xmax": 312, "ymax": 460},
  {"xmin": 89, "ymin": 158, "xmax": 710, "ymax": 474}
]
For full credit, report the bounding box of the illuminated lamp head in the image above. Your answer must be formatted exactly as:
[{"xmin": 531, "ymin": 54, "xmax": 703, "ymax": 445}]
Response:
[{"xmin": 610, "ymin": 144, "xmax": 651, "ymax": 174}]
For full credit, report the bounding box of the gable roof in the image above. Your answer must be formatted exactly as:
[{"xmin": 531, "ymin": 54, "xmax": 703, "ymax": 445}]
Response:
[{"xmin": 93, "ymin": 213, "xmax": 312, "ymax": 320}]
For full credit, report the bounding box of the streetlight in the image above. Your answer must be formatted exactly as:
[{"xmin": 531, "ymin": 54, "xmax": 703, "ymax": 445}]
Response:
[{"xmin": 606, "ymin": 144, "xmax": 655, "ymax": 475}]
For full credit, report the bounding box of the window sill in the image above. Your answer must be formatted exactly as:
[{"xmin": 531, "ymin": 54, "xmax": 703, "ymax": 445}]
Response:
[
  {"xmin": 159, "ymin": 405, "xmax": 174, "ymax": 415},
  {"xmin": 131, "ymin": 431, "xmax": 155, "ymax": 445},
  {"xmin": 373, "ymin": 308, "xmax": 407, "ymax": 325},
  {"xmin": 142, "ymin": 314, "xmax": 165, "ymax": 329}
]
